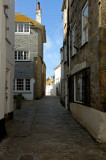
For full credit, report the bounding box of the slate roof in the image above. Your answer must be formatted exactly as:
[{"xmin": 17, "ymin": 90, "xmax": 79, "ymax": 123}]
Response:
[{"xmin": 15, "ymin": 61, "xmax": 34, "ymax": 79}]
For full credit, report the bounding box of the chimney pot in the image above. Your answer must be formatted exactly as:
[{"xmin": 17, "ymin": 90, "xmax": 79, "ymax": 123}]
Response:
[{"xmin": 37, "ymin": 2, "xmax": 40, "ymax": 9}]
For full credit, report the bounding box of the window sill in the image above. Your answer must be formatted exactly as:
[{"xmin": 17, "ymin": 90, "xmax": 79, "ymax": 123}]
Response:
[
  {"xmin": 70, "ymin": 101, "xmax": 90, "ymax": 107},
  {"xmin": 14, "ymin": 91, "xmax": 31, "ymax": 94},
  {"xmin": 15, "ymin": 32, "xmax": 30, "ymax": 35},
  {"xmin": 15, "ymin": 60, "xmax": 31, "ymax": 62},
  {"xmin": 80, "ymin": 41, "xmax": 88, "ymax": 49},
  {"xmin": 74, "ymin": 100, "xmax": 82, "ymax": 104}
]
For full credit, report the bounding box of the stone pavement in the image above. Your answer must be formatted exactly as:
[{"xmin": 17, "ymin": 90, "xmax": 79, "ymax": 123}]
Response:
[{"xmin": 0, "ymin": 96, "xmax": 106, "ymax": 160}]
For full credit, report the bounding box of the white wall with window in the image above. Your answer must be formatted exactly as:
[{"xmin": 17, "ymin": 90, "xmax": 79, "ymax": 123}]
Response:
[
  {"xmin": 72, "ymin": 24, "xmax": 76, "ymax": 56},
  {"xmin": 82, "ymin": 1, "xmax": 88, "ymax": 45},
  {"xmin": 14, "ymin": 78, "xmax": 35, "ymax": 100},
  {"xmin": 15, "ymin": 51, "xmax": 30, "ymax": 61},
  {"xmin": 15, "ymin": 22, "xmax": 30, "ymax": 34}
]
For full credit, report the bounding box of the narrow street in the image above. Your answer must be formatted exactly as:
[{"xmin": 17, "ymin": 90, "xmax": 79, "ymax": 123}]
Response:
[{"xmin": 0, "ymin": 96, "xmax": 106, "ymax": 160}]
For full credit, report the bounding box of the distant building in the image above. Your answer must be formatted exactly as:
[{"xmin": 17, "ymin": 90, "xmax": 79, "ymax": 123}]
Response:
[
  {"xmin": 54, "ymin": 64, "xmax": 61, "ymax": 96},
  {"xmin": 0, "ymin": 0, "xmax": 15, "ymax": 138},
  {"xmin": 14, "ymin": 2, "xmax": 46, "ymax": 100},
  {"xmin": 61, "ymin": 0, "xmax": 106, "ymax": 142},
  {"xmin": 46, "ymin": 77, "xmax": 55, "ymax": 96}
]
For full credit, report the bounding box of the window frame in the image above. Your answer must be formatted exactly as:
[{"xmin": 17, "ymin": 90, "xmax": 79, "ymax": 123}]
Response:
[
  {"xmin": 15, "ymin": 22, "xmax": 30, "ymax": 34},
  {"xmin": 14, "ymin": 79, "xmax": 31, "ymax": 92},
  {"xmin": 82, "ymin": 1, "xmax": 88, "ymax": 45},
  {"xmin": 68, "ymin": 68, "xmax": 90, "ymax": 106},
  {"xmin": 74, "ymin": 73, "xmax": 83, "ymax": 103},
  {"xmin": 15, "ymin": 51, "xmax": 30, "ymax": 61}
]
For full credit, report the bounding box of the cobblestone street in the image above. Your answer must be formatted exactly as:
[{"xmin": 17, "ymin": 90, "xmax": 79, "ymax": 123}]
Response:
[{"xmin": 0, "ymin": 96, "xmax": 106, "ymax": 160}]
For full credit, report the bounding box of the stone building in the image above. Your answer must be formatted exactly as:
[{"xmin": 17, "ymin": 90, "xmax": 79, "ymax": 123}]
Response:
[
  {"xmin": 14, "ymin": 3, "xmax": 46, "ymax": 100},
  {"xmin": 61, "ymin": 0, "xmax": 70, "ymax": 109},
  {"xmin": 61, "ymin": 0, "xmax": 106, "ymax": 142},
  {"xmin": 0, "ymin": 0, "xmax": 15, "ymax": 138}
]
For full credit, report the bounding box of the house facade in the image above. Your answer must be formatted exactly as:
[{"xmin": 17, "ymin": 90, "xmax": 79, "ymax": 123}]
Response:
[
  {"xmin": 61, "ymin": 0, "xmax": 70, "ymax": 109},
  {"xmin": 61, "ymin": 0, "xmax": 106, "ymax": 142},
  {"xmin": 46, "ymin": 77, "xmax": 55, "ymax": 96},
  {"xmin": 14, "ymin": 3, "xmax": 46, "ymax": 100},
  {"xmin": 54, "ymin": 64, "xmax": 61, "ymax": 96},
  {"xmin": 0, "ymin": 0, "xmax": 15, "ymax": 138}
]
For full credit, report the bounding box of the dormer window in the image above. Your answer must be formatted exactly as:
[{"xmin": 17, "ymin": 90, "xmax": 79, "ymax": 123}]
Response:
[{"xmin": 15, "ymin": 23, "xmax": 30, "ymax": 33}]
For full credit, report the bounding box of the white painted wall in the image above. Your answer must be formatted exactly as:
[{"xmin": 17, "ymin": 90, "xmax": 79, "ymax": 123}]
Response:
[
  {"xmin": 46, "ymin": 84, "xmax": 56, "ymax": 96},
  {"xmin": 0, "ymin": 0, "xmax": 15, "ymax": 119},
  {"xmin": 70, "ymin": 103, "xmax": 106, "ymax": 143},
  {"xmin": 55, "ymin": 65, "xmax": 61, "ymax": 95},
  {"xmin": 55, "ymin": 65, "xmax": 61, "ymax": 85},
  {"xmin": 0, "ymin": 0, "xmax": 6, "ymax": 119}
]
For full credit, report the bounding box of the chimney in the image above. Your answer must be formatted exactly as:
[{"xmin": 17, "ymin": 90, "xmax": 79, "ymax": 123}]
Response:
[{"xmin": 36, "ymin": 2, "xmax": 42, "ymax": 24}]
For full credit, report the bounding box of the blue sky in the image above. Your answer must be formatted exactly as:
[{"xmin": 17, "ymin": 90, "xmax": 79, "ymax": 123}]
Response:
[{"xmin": 15, "ymin": 0, "xmax": 63, "ymax": 78}]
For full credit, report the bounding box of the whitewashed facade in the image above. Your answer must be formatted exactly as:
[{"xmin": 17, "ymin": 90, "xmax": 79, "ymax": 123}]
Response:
[
  {"xmin": 54, "ymin": 64, "xmax": 61, "ymax": 96},
  {"xmin": 0, "ymin": 0, "xmax": 15, "ymax": 137}
]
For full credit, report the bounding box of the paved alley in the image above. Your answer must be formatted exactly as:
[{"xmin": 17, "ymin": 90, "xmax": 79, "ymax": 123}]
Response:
[{"xmin": 0, "ymin": 96, "xmax": 106, "ymax": 160}]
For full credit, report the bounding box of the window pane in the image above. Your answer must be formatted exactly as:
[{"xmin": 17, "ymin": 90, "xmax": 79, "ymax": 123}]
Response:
[
  {"xmin": 76, "ymin": 74, "xmax": 82, "ymax": 102},
  {"xmin": 82, "ymin": 2, "xmax": 88, "ymax": 44},
  {"xmin": 17, "ymin": 79, "xmax": 24, "ymax": 90},
  {"xmin": 25, "ymin": 79, "xmax": 30, "ymax": 90},
  {"xmin": 15, "ymin": 23, "xmax": 17, "ymax": 32},
  {"xmin": 83, "ymin": 4, "xmax": 88, "ymax": 27},
  {"xmin": 18, "ymin": 51, "xmax": 23, "ymax": 60},
  {"xmin": 15, "ymin": 51, "xmax": 17, "ymax": 60},
  {"xmin": 24, "ymin": 51, "xmax": 29, "ymax": 60},
  {"xmin": 18, "ymin": 23, "xmax": 23, "ymax": 32},
  {"xmin": 24, "ymin": 23, "xmax": 29, "ymax": 32}
]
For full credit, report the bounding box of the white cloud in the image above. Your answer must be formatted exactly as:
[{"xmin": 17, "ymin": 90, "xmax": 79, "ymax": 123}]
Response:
[{"xmin": 44, "ymin": 35, "xmax": 53, "ymax": 51}]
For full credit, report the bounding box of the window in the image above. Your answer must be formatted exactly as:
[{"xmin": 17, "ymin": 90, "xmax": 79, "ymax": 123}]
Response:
[
  {"xmin": 74, "ymin": 73, "xmax": 82, "ymax": 102},
  {"xmin": 25, "ymin": 79, "xmax": 30, "ymax": 91},
  {"xmin": 82, "ymin": 1, "xmax": 88, "ymax": 45},
  {"xmin": 4, "ymin": 7, "xmax": 9, "ymax": 17},
  {"xmin": 17, "ymin": 79, "xmax": 24, "ymax": 91},
  {"xmin": 15, "ymin": 51, "xmax": 30, "ymax": 61},
  {"xmin": 15, "ymin": 23, "xmax": 30, "ymax": 33},
  {"xmin": 68, "ymin": 68, "xmax": 90, "ymax": 106},
  {"xmin": 14, "ymin": 79, "xmax": 30, "ymax": 92},
  {"xmin": 72, "ymin": 24, "xmax": 76, "ymax": 56}
]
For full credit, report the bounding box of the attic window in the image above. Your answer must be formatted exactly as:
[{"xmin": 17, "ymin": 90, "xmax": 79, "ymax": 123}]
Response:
[{"xmin": 15, "ymin": 23, "xmax": 30, "ymax": 33}]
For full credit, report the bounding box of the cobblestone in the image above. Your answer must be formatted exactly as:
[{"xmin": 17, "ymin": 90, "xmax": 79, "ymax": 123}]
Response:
[{"xmin": 0, "ymin": 96, "xmax": 106, "ymax": 160}]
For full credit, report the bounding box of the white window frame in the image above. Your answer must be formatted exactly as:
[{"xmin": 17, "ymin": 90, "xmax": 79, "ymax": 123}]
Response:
[
  {"xmin": 15, "ymin": 22, "xmax": 30, "ymax": 34},
  {"xmin": 15, "ymin": 51, "xmax": 30, "ymax": 61},
  {"xmin": 82, "ymin": 1, "xmax": 88, "ymax": 45},
  {"xmin": 14, "ymin": 79, "xmax": 31, "ymax": 92},
  {"xmin": 72, "ymin": 24, "xmax": 76, "ymax": 56},
  {"xmin": 74, "ymin": 73, "xmax": 82, "ymax": 103}
]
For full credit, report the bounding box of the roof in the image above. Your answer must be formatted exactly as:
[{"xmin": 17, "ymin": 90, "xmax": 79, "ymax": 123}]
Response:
[
  {"xmin": 15, "ymin": 61, "xmax": 34, "ymax": 79},
  {"xmin": 15, "ymin": 13, "xmax": 46, "ymax": 43},
  {"xmin": 15, "ymin": 13, "xmax": 42, "ymax": 26},
  {"xmin": 46, "ymin": 78, "xmax": 55, "ymax": 85},
  {"xmin": 54, "ymin": 64, "xmax": 61, "ymax": 70}
]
